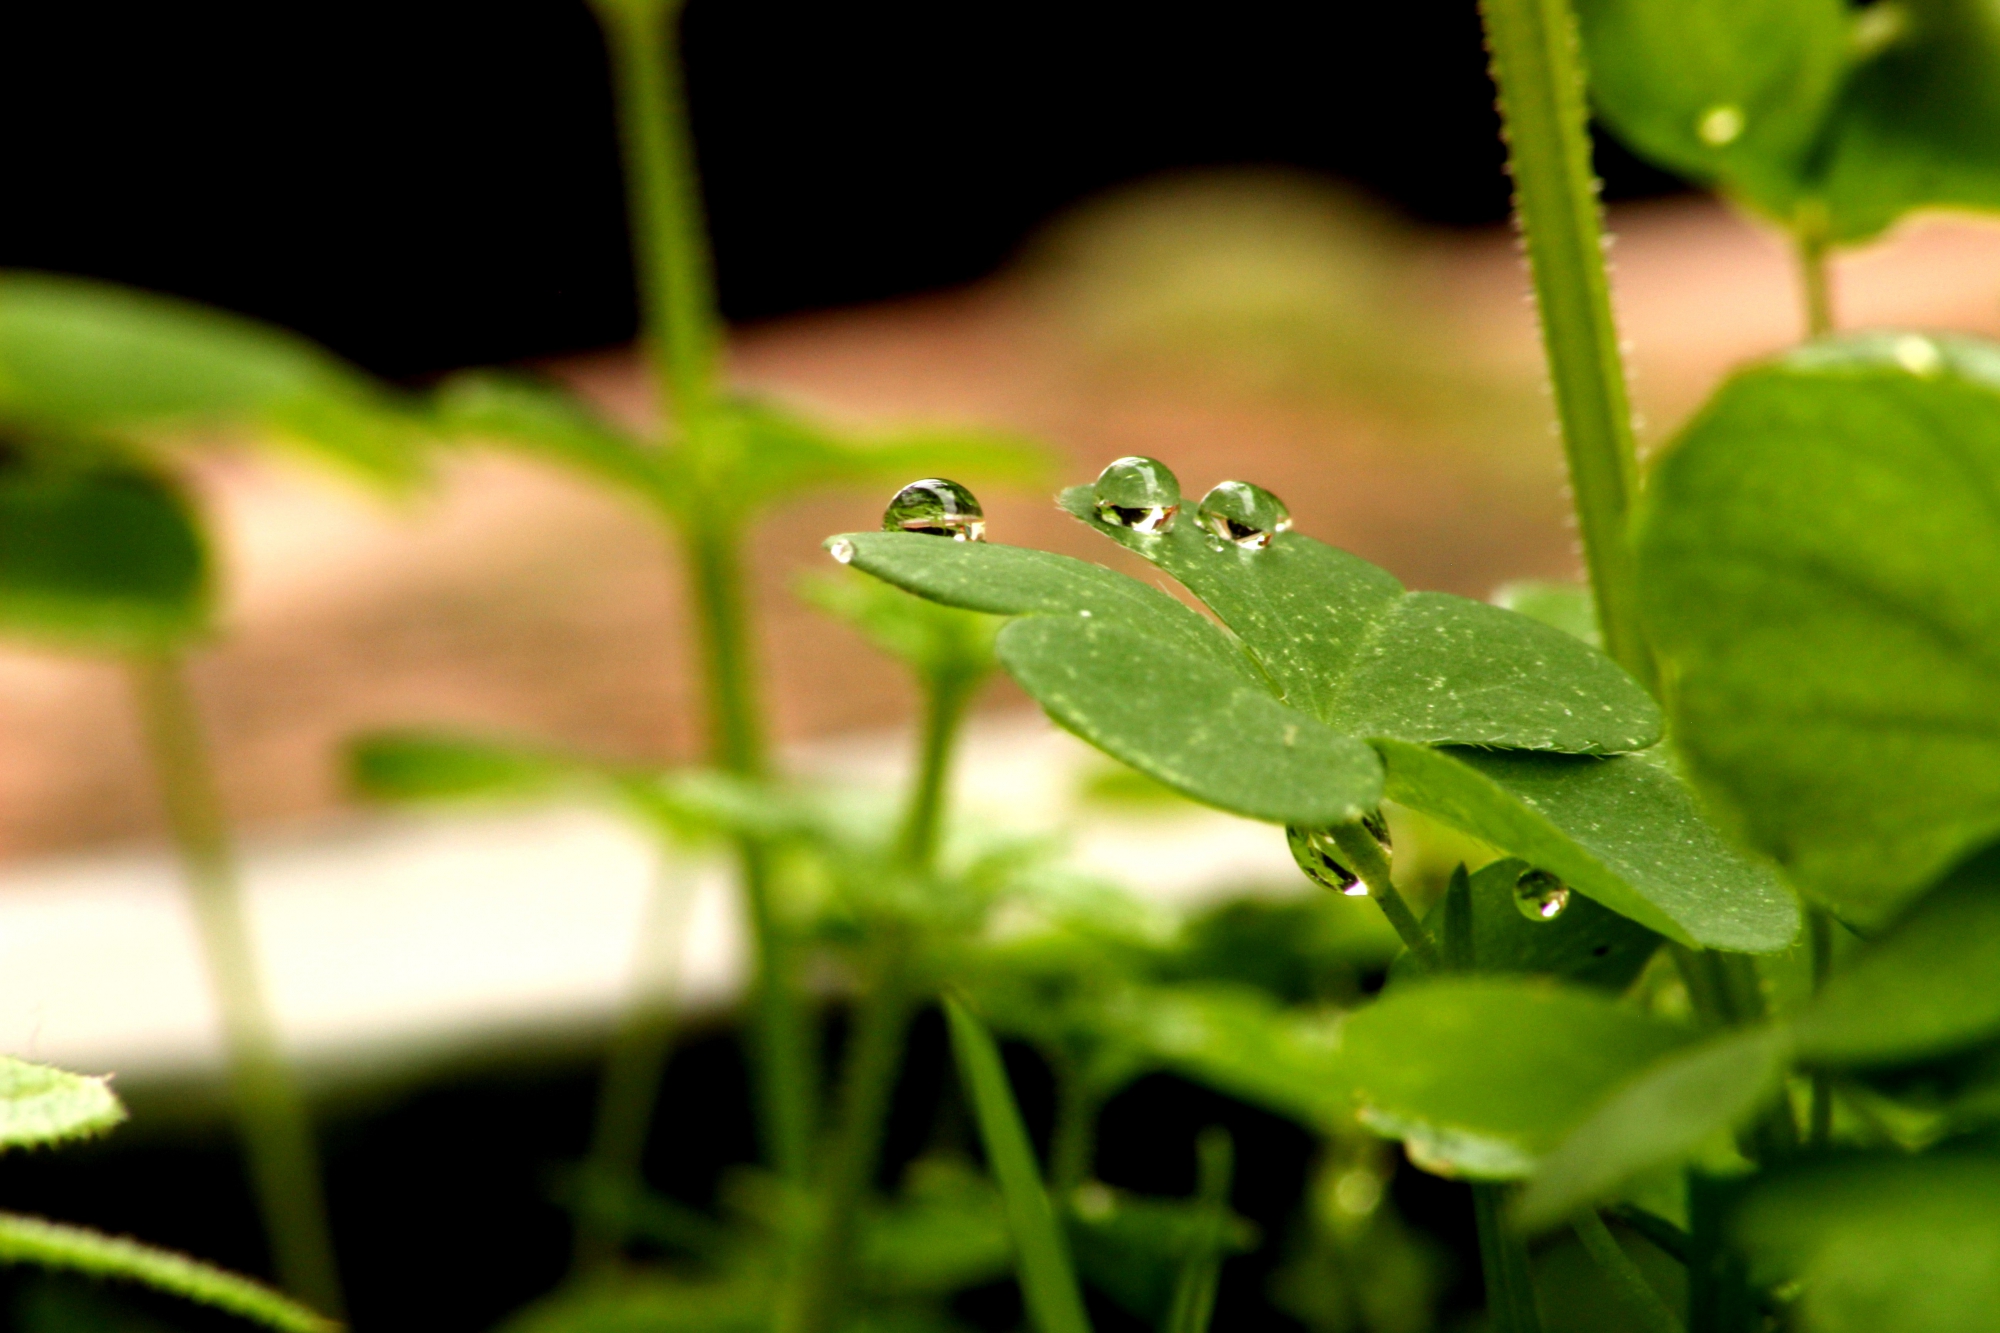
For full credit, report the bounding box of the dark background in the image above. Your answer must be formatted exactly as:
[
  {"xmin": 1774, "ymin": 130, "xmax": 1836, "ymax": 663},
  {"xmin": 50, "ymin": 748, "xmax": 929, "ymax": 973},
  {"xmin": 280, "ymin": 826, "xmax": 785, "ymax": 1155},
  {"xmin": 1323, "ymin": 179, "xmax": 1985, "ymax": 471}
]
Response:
[{"xmin": 0, "ymin": 0, "xmax": 1682, "ymax": 380}]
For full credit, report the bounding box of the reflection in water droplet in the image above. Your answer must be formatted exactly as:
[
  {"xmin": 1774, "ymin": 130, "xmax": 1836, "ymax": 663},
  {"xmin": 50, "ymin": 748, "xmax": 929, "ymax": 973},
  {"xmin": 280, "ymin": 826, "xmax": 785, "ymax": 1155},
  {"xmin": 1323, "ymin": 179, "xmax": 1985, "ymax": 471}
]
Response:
[
  {"xmin": 1697, "ymin": 104, "xmax": 1745, "ymax": 147},
  {"xmin": 882, "ymin": 478, "xmax": 986, "ymax": 541},
  {"xmin": 1197, "ymin": 481, "xmax": 1291, "ymax": 550},
  {"xmin": 1514, "ymin": 869, "xmax": 1571, "ymax": 921},
  {"xmin": 1093, "ymin": 456, "xmax": 1181, "ymax": 534},
  {"xmin": 828, "ymin": 538, "xmax": 856, "ymax": 564},
  {"xmin": 1893, "ymin": 335, "xmax": 1944, "ymax": 378},
  {"xmin": 1287, "ymin": 812, "xmax": 1391, "ymax": 897}
]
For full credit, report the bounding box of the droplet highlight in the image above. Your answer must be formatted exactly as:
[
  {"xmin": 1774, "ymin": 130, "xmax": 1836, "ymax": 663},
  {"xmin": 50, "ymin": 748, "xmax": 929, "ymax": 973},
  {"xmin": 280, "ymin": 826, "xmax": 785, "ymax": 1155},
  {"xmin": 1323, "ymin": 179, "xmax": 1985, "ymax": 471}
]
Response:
[
  {"xmin": 828, "ymin": 538, "xmax": 856, "ymax": 564},
  {"xmin": 1093, "ymin": 455, "xmax": 1181, "ymax": 534},
  {"xmin": 881, "ymin": 478, "xmax": 986, "ymax": 541},
  {"xmin": 1287, "ymin": 812, "xmax": 1390, "ymax": 897},
  {"xmin": 1697, "ymin": 104, "xmax": 1745, "ymax": 147},
  {"xmin": 1197, "ymin": 481, "xmax": 1291, "ymax": 550},
  {"xmin": 1513, "ymin": 869, "xmax": 1571, "ymax": 921},
  {"xmin": 1893, "ymin": 335, "xmax": 1944, "ymax": 378}
]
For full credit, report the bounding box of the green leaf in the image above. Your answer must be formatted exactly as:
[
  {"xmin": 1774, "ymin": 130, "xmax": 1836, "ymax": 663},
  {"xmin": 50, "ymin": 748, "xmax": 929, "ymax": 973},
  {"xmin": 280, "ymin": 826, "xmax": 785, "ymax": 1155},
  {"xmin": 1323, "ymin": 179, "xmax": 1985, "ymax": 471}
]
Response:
[
  {"xmin": 1516, "ymin": 1025, "xmax": 1793, "ymax": 1232},
  {"xmin": 1401, "ymin": 857, "xmax": 1663, "ymax": 992},
  {"xmin": 1791, "ymin": 846, "xmax": 2000, "ymax": 1068},
  {"xmin": 857, "ymin": 1158, "xmax": 1013, "ymax": 1296},
  {"xmin": 1490, "ymin": 580, "xmax": 1598, "ymax": 647},
  {"xmin": 1637, "ymin": 335, "xmax": 2000, "ymax": 926},
  {"xmin": 1057, "ymin": 487, "xmax": 1660, "ymax": 754},
  {"xmin": 797, "ymin": 568, "xmax": 998, "ymax": 685},
  {"xmin": 0, "ymin": 272, "xmax": 423, "ymax": 487},
  {"xmin": 1338, "ymin": 977, "xmax": 1694, "ymax": 1179},
  {"xmin": 1573, "ymin": 0, "xmax": 1849, "ymax": 219},
  {"xmin": 0, "ymin": 463, "xmax": 210, "ymax": 652},
  {"xmin": 829, "ymin": 531, "xmax": 1261, "ymax": 688},
  {"xmin": 433, "ymin": 371, "xmax": 676, "ymax": 508},
  {"xmin": 1378, "ymin": 741, "xmax": 1799, "ymax": 952},
  {"xmin": 997, "ymin": 616, "xmax": 1384, "ymax": 825},
  {"xmin": 1817, "ymin": 0, "xmax": 2000, "ymax": 244},
  {"xmin": 1734, "ymin": 1152, "xmax": 2000, "ymax": 1333},
  {"xmin": 346, "ymin": 731, "xmax": 585, "ymax": 804},
  {"xmin": 943, "ymin": 996, "xmax": 1092, "ymax": 1333},
  {"xmin": 0, "ymin": 1213, "xmax": 335, "ymax": 1333},
  {"xmin": 1104, "ymin": 983, "xmax": 1353, "ymax": 1130},
  {"xmin": 496, "ymin": 1276, "xmax": 766, "ymax": 1333},
  {"xmin": 0, "ymin": 1059, "xmax": 124, "ymax": 1150}
]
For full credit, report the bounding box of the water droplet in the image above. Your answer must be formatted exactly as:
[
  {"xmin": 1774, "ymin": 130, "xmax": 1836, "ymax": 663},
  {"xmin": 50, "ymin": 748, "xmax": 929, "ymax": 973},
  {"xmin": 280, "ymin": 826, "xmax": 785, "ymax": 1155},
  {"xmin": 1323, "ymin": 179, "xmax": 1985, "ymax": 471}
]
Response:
[
  {"xmin": 1697, "ymin": 104, "xmax": 1745, "ymax": 147},
  {"xmin": 1893, "ymin": 334, "xmax": 1944, "ymax": 378},
  {"xmin": 1093, "ymin": 455, "xmax": 1181, "ymax": 534},
  {"xmin": 828, "ymin": 538, "xmax": 856, "ymax": 564},
  {"xmin": 1287, "ymin": 812, "xmax": 1390, "ymax": 896},
  {"xmin": 1197, "ymin": 481, "xmax": 1292, "ymax": 550},
  {"xmin": 1514, "ymin": 869, "xmax": 1571, "ymax": 921},
  {"xmin": 882, "ymin": 478, "xmax": 986, "ymax": 541}
]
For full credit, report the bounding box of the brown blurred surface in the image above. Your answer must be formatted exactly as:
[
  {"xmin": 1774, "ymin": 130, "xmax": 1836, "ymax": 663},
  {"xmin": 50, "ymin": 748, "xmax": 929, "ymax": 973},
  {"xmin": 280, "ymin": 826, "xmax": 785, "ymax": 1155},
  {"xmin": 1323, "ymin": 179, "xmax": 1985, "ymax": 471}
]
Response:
[{"xmin": 5, "ymin": 180, "xmax": 2000, "ymax": 858}]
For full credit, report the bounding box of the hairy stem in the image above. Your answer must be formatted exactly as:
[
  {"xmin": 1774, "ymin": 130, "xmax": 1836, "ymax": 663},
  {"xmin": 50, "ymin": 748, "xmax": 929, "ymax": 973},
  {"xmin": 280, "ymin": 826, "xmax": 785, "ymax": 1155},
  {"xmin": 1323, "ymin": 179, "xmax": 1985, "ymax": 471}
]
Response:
[
  {"xmin": 1473, "ymin": 1183, "xmax": 1547, "ymax": 1333},
  {"xmin": 1573, "ymin": 1210, "xmax": 1685, "ymax": 1333},
  {"xmin": 128, "ymin": 656, "xmax": 342, "ymax": 1318},
  {"xmin": 1328, "ymin": 822, "xmax": 1440, "ymax": 972},
  {"xmin": 1479, "ymin": 0, "xmax": 1655, "ymax": 692}
]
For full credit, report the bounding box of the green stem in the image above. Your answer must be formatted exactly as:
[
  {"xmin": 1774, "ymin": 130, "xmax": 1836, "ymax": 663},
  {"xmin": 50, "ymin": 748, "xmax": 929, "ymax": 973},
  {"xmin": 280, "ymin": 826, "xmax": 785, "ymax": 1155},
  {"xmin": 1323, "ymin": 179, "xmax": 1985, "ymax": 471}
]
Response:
[
  {"xmin": 573, "ymin": 863, "xmax": 692, "ymax": 1271},
  {"xmin": 1573, "ymin": 1210, "xmax": 1685, "ymax": 1333},
  {"xmin": 1478, "ymin": 0, "xmax": 1655, "ymax": 693},
  {"xmin": 779, "ymin": 948, "xmax": 913, "ymax": 1333},
  {"xmin": 127, "ymin": 656, "xmax": 343, "ymax": 1319},
  {"xmin": 743, "ymin": 842, "xmax": 815, "ymax": 1186},
  {"xmin": 897, "ymin": 670, "xmax": 974, "ymax": 867},
  {"xmin": 1795, "ymin": 217, "xmax": 1836, "ymax": 341},
  {"xmin": 1046, "ymin": 1058, "xmax": 1102, "ymax": 1196},
  {"xmin": 1473, "ymin": 1183, "xmax": 1547, "ymax": 1333},
  {"xmin": 1162, "ymin": 1128, "xmax": 1234, "ymax": 1333},
  {"xmin": 1328, "ymin": 822, "xmax": 1440, "ymax": 972},
  {"xmin": 591, "ymin": 0, "xmax": 720, "ymax": 430},
  {"xmin": 1808, "ymin": 907, "xmax": 1835, "ymax": 1146}
]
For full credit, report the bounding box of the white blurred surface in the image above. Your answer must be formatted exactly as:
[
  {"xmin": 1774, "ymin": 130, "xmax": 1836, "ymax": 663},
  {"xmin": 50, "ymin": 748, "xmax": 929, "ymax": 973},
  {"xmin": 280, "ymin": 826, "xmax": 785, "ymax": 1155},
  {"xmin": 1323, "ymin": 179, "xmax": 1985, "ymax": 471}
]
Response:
[{"xmin": 0, "ymin": 717, "xmax": 1295, "ymax": 1080}]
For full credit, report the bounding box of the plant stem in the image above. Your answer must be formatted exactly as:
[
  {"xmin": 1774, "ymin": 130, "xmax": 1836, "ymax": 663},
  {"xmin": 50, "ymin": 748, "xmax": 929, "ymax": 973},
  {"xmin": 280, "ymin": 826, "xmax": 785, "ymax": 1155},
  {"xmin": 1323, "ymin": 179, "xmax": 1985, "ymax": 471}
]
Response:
[
  {"xmin": 779, "ymin": 944, "xmax": 913, "ymax": 1333},
  {"xmin": 1808, "ymin": 907, "xmax": 1835, "ymax": 1146},
  {"xmin": 1047, "ymin": 1057, "xmax": 1102, "ymax": 1196},
  {"xmin": 1163, "ymin": 1128, "xmax": 1234, "ymax": 1333},
  {"xmin": 573, "ymin": 863, "xmax": 692, "ymax": 1271},
  {"xmin": 897, "ymin": 670, "xmax": 974, "ymax": 867},
  {"xmin": 127, "ymin": 656, "xmax": 343, "ymax": 1318},
  {"xmin": 1794, "ymin": 215, "xmax": 1836, "ymax": 340},
  {"xmin": 1328, "ymin": 821, "xmax": 1440, "ymax": 972},
  {"xmin": 1478, "ymin": 0, "xmax": 1655, "ymax": 693},
  {"xmin": 590, "ymin": 0, "xmax": 815, "ymax": 1194},
  {"xmin": 1573, "ymin": 1209, "xmax": 1685, "ymax": 1333},
  {"xmin": 591, "ymin": 0, "xmax": 719, "ymax": 430},
  {"xmin": 1473, "ymin": 1183, "xmax": 1547, "ymax": 1333}
]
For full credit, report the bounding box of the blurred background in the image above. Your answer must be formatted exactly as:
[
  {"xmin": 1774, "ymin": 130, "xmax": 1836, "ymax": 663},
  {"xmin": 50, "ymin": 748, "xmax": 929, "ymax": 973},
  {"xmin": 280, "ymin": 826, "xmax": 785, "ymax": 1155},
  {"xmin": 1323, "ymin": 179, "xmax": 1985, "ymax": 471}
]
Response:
[{"xmin": 5, "ymin": 2, "xmax": 2000, "ymax": 1330}]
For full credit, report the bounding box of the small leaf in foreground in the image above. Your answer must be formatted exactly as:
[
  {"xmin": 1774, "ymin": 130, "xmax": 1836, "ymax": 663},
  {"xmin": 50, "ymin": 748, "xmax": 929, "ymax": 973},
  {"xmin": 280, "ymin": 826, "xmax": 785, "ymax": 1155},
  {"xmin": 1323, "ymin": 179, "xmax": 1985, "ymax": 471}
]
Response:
[
  {"xmin": 1338, "ymin": 978, "xmax": 1693, "ymax": 1179},
  {"xmin": 0, "ymin": 1058, "xmax": 125, "ymax": 1151}
]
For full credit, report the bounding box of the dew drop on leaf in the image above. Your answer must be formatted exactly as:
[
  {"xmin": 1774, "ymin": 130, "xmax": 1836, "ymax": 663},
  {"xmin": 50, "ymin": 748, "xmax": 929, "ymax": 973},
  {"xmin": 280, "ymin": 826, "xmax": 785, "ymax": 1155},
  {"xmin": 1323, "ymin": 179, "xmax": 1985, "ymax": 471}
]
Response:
[
  {"xmin": 828, "ymin": 538, "xmax": 856, "ymax": 564},
  {"xmin": 1287, "ymin": 812, "xmax": 1390, "ymax": 896},
  {"xmin": 1513, "ymin": 868, "xmax": 1571, "ymax": 921},
  {"xmin": 1197, "ymin": 480, "xmax": 1291, "ymax": 550},
  {"xmin": 881, "ymin": 478, "xmax": 986, "ymax": 541},
  {"xmin": 1093, "ymin": 455, "xmax": 1181, "ymax": 534}
]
